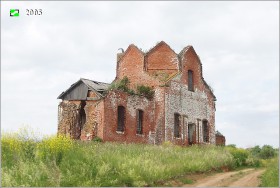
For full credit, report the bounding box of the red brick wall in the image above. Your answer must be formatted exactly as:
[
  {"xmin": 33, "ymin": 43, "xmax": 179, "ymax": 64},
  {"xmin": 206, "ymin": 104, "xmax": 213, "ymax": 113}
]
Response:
[
  {"xmin": 80, "ymin": 100, "xmax": 105, "ymax": 141},
  {"xmin": 216, "ymin": 135, "xmax": 226, "ymax": 146},
  {"xmin": 97, "ymin": 100, "xmax": 105, "ymax": 139},
  {"xmin": 103, "ymin": 90, "xmax": 156, "ymax": 144},
  {"xmin": 117, "ymin": 45, "xmax": 161, "ymax": 89},
  {"xmin": 58, "ymin": 100, "xmax": 82, "ymax": 139},
  {"xmin": 146, "ymin": 42, "xmax": 179, "ymax": 77}
]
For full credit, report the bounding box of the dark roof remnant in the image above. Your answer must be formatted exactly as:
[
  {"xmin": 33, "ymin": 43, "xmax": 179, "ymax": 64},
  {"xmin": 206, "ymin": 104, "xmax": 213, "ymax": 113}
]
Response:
[
  {"xmin": 215, "ymin": 130, "xmax": 224, "ymax": 136},
  {"xmin": 57, "ymin": 78, "xmax": 110, "ymax": 100},
  {"xmin": 81, "ymin": 78, "xmax": 109, "ymax": 92}
]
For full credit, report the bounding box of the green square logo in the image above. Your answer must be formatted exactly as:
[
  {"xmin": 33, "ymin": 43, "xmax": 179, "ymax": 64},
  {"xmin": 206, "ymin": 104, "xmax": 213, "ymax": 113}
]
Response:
[{"xmin": 10, "ymin": 9, "xmax": 19, "ymax": 17}]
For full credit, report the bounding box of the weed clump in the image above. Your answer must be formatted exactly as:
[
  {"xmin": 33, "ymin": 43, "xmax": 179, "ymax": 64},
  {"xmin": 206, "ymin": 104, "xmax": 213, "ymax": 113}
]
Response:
[
  {"xmin": 92, "ymin": 136, "xmax": 103, "ymax": 142},
  {"xmin": 136, "ymin": 85, "xmax": 154, "ymax": 99},
  {"xmin": 109, "ymin": 76, "xmax": 155, "ymax": 99},
  {"xmin": 109, "ymin": 76, "xmax": 135, "ymax": 95}
]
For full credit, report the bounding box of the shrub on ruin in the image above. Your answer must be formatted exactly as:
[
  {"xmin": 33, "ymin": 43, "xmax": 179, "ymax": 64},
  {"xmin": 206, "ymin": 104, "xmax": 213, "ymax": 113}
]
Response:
[
  {"xmin": 136, "ymin": 85, "xmax": 154, "ymax": 99},
  {"xmin": 109, "ymin": 76, "xmax": 135, "ymax": 95}
]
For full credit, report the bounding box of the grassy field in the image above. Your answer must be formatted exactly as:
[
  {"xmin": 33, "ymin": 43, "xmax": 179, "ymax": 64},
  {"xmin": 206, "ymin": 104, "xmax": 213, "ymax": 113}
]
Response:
[
  {"xmin": 260, "ymin": 157, "xmax": 279, "ymax": 187},
  {"xmin": 1, "ymin": 131, "xmax": 235, "ymax": 187},
  {"xmin": 1, "ymin": 129, "xmax": 278, "ymax": 187}
]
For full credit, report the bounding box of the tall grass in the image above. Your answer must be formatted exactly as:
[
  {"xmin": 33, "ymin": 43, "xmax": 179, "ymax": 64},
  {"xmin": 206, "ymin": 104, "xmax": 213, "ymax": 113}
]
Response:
[
  {"xmin": 260, "ymin": 157, "xmax": 279, "ymax": 187},
  {"xmin": 58, "ymin": 142, "xmax": 235, "ymax": 186},
  {"xmin": 2, "ymin": 130, "xmax": 235, "ymax": 187}
]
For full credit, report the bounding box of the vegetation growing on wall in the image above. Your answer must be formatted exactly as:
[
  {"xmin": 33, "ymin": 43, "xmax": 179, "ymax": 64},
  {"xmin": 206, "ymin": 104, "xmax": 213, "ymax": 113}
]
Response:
[
  {"xmin": 136, "ymin": 85, "xmax": 154, "ymax": 99},
  {"xmin": 109, "ymin": 76, "xmax": 154, "ymax": 99},
  {"xmin": 109, "ymin": 76, "xmax": 135, "ymax": 95},
  {"xmin": 152, "ymin": 71, "xmax": 169, "ymax": 82}
]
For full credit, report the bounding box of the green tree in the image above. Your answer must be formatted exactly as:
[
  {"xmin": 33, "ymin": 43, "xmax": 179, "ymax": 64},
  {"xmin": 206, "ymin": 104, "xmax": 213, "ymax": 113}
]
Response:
[
  {"xmin": 259, "ymin": 145, "xmax": 275, "ymax": 159},
  {"xmin": 250, "ymin": 145, "xmax": 261, "ymax": 157}
]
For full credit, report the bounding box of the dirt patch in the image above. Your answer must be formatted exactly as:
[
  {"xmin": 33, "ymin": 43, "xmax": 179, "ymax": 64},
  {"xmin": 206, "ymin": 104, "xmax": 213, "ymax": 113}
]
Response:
[
  {"xmin": 228, "ymin": 169, "xmax": 265, "ymax": 187},
  {"xmin": 156, "ymin": 171, "xmax": 214, "ymax": 187},
  {"xmin": 183, "ymin": 168, "xmax": 265, "ymax": 187}
]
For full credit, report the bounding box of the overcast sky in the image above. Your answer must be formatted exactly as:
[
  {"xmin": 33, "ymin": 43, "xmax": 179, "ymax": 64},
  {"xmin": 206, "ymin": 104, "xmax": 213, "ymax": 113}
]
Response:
[{"xmin": 1, "ymin": 1, "xmax": 279, "ymax": 148}]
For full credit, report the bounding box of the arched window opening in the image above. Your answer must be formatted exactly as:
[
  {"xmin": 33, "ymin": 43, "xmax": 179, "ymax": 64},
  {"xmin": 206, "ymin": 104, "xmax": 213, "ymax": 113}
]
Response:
[
  {"xmin": 188, "ymin": 70, "xmax": 194, "ymax": 91},
  {"xmin": 117, "ymin": 106, "xmax": 125, "ymax": 132}
]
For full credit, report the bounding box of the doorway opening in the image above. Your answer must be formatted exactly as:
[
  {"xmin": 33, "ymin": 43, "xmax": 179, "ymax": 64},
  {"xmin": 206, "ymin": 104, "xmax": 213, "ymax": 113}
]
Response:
[
  {"xmin": 202, "ymin": 120, "xmax": 209, "ymax": 142},
  {"xmin": 188, "ymin": 123, "xmax": 195, "ymax": 145},
  {"xmin": 77, "ymin": 101, "xmax": 86, "ymax": 139}
]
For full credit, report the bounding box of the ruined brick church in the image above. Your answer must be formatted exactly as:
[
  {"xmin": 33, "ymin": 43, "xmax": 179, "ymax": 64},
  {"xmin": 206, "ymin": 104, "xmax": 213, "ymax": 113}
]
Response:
[{"xmin": 57, "ymin": 41, "xmax": 221, "ymax": 145}]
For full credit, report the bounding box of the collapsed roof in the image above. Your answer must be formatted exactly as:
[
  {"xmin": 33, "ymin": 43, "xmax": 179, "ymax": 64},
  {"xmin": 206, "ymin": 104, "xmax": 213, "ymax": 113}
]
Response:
[{"xmin": 57, "ymin": 78, "xmax": 110, "ymax": 100}]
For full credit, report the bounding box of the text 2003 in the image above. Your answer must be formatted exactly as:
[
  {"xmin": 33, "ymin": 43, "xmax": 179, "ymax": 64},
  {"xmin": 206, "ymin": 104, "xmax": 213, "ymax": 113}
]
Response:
[{"xmin": 26, "ymin": 9, "xmax": 42, "ymax": 16}]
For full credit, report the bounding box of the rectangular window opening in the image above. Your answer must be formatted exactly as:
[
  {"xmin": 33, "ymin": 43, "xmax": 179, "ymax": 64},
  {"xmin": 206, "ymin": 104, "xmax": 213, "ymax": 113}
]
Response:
[
  {"xmin": 174, "ymin": 113, "xmax": 180, "ymax": 138},
  {"xmin": 188, "ymin": 70, "xmax": 194, "ymax": 91},
  {"xmin": 203, "ymin": 120, "xmax": 209, "ymax": 142},
  {"xmin": 136, "ymin": 110, "xmax": 143, "ymax": 134},
  {"xmin": 117, "ymin": 106, "xmax": 125, "ymax": 132},
  {"xmin": 188, "ymin": 123, "xmax": 195, "ymax": 145}
]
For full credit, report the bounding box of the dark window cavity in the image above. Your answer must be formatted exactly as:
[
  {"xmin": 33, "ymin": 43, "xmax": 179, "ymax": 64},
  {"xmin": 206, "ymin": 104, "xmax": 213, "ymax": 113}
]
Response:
[
  {"xmin": 174, "ymin": 113, "xmax": 180, "ymax": 138},
  {"xmin": 79, "ymin": 101, "xmax": 86, "ymax": 129},
  {"xmin": 188, "ymin": 123, "xmax": 195, "ymax": 145},
  {"xmin": 117, "ymin": 106, "xmax": 125, "ymax": 132},
  {"xmin": 188, "ymin": 70, "xmax": 194, "ymax": 91},
  {"xmin": 76, "ymin": 100, "xmax": 86, "ymax": 139},
  {"xmin": 136, "ymin": 110, "xmax": 143, "ymax": 134},
  {"xmin": 203, "ymin": 120, "xmax": 209, "ymax": 142}
]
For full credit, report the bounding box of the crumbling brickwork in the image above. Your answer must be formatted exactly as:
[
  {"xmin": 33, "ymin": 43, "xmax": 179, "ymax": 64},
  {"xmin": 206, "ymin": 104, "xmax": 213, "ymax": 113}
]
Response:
[
  {"xmin": 58, "ymin": 90, "xmax": 105, "ymax": 140},
  {"xmin": 58, "ymin": 101, "xmax": 83, "ymax": 139},
  {"xmin": 58, "ymin": 41, "xmax": 221, "ymax": 146},
  {"xmin": 215, "ymin": 131, "xmax": 226, "ymax": 146}
]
